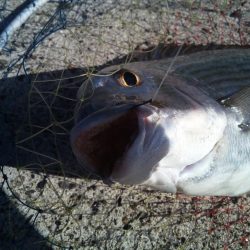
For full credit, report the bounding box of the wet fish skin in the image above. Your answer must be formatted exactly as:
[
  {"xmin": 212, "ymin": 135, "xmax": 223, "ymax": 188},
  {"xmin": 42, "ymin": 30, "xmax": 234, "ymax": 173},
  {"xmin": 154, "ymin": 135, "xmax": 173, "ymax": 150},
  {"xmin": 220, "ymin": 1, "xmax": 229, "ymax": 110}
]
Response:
[{"xmin": 71, "ymin": 49, "xmax": 250, "ymax": 196}]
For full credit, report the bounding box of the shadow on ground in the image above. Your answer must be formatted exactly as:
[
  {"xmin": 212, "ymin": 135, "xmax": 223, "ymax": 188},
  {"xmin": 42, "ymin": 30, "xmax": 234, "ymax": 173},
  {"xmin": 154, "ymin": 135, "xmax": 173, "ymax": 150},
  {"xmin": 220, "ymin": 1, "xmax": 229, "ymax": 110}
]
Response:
[
  {"xmin": 0, "ymin": 189, "xmax": 52, "ymax": 249},
  {"xmin": 0, "ymin": 67, "xmax": 89, "ymax": 178}
]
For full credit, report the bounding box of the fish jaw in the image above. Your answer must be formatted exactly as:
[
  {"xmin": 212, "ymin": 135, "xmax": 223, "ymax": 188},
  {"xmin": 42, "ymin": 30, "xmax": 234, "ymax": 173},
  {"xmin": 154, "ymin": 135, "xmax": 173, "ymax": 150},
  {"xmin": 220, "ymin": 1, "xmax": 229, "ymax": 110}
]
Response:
[
  {"xmin": 70, "ymin": 104, "xmax": 140, "ymax": 179},
  {"xmin": 70, "ymin": 104, "xmax": 169, "ymax": 183},
  {"xmin": 71, "ymin": 93, "xmax": 227, "ymax": 192},
  {"xmin": 110, "ymin": 106, "xmax": 169, "ymax": 185}
]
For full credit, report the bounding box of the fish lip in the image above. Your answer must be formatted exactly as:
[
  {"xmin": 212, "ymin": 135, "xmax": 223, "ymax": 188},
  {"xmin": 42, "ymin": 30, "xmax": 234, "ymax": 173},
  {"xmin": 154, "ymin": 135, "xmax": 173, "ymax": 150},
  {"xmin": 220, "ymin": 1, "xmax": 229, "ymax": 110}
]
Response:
[{"xmin": 70, "ymin": 103, "xmax": 158, "ymax": 180}]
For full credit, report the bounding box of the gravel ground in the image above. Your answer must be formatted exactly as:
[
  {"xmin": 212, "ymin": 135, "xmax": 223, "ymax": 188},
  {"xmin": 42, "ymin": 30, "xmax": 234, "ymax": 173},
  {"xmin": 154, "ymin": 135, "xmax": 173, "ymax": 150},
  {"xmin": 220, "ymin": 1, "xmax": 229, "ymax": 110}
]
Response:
[{"xmin": 0, "ymin": 1, "xmax": 250, "ymax": 249}]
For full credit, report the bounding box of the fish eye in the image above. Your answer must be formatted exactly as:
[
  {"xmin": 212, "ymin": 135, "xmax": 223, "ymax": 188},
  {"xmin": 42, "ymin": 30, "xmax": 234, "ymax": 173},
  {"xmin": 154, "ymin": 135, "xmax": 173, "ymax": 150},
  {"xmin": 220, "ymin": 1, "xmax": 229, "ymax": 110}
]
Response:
[{"xmin": 118, "ymin": 71, "xmax": 140, "ymax": 87}]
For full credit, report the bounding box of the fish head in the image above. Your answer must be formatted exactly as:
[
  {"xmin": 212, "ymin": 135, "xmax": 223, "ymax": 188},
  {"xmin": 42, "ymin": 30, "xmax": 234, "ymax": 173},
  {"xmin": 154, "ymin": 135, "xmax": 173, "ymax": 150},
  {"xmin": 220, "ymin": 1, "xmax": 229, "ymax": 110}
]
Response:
[
  {"xmin": 74, "ymin": 63, "xmax": 160, "ymax": 122},
  {"xmin": 71, "ymin": 63, "xmax": 168, "ymax": 184},
  {"xmin": 71, "ymin": 62, "xmax": 227, "ymax": 190}
]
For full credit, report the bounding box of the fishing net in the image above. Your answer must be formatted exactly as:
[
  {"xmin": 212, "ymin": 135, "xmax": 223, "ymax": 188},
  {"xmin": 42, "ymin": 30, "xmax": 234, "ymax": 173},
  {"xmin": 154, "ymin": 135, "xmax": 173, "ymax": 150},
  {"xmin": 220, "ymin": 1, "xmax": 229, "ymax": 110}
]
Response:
[{"xmin": 0, "ymin": 0, "xmax": 250, "ymax": 249}]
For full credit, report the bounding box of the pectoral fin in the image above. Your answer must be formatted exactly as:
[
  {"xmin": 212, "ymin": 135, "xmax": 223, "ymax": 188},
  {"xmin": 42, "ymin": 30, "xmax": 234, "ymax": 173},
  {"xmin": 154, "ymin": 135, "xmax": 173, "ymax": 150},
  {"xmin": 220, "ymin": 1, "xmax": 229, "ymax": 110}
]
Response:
[{"xmin": 221, "ymin": 87, "xmax": 250, "ymax": 131}]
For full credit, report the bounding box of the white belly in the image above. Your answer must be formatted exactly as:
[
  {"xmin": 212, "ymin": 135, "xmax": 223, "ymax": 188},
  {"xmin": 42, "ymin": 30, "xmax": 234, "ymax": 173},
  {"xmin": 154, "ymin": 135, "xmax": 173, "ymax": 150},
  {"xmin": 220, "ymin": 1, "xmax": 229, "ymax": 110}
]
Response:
[{"xmin": 144, "ymin": 110, "xmax": 250, "ymax": 196}]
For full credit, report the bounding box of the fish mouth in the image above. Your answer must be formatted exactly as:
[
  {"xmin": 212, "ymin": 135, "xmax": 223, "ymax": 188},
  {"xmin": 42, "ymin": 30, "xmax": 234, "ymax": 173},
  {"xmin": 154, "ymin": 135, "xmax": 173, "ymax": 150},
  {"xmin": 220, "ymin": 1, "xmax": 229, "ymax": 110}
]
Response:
[{"xmin": 70, "ymin": 103, "xmax": 156, "ymax": 180}]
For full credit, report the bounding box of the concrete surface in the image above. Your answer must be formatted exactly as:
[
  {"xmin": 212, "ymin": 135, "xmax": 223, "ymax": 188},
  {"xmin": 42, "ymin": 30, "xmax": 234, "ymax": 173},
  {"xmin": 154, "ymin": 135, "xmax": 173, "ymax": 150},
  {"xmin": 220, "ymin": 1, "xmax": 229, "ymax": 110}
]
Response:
[{"xmin": 0, "ymin": 0, "xmax": 250, "ymax": 249}]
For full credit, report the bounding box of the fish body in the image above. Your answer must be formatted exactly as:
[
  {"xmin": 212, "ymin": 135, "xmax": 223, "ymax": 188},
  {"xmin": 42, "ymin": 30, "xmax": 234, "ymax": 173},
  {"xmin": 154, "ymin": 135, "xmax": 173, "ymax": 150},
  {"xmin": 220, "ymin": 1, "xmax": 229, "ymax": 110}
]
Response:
[{"xmin": 71, "ymin": 49, "xmax": 250, "ymax": 196}]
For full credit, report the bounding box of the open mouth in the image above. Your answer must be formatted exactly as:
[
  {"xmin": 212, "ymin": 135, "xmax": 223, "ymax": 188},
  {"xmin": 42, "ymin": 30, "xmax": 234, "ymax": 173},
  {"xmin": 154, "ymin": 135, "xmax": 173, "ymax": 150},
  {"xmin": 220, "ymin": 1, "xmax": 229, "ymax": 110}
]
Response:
[{"xmin": 70, "ymin": 104, "xmax": 143, "ymax": 178}]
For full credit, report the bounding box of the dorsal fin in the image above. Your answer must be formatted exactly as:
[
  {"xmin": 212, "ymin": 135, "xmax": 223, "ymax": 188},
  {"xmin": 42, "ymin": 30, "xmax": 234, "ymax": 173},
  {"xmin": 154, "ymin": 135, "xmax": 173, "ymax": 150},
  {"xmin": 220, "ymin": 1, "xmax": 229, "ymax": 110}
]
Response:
[{"xmin": 222, "ymin": 87, "xmax": 250, "ymax": 131}]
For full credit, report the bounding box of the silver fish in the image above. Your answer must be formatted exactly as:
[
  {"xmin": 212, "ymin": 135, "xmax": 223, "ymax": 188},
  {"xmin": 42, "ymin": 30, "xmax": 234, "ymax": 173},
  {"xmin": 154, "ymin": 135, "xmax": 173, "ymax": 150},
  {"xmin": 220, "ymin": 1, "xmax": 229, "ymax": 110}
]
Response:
[{"xmin": 71, "ymin": 49, "xmax": 250, "ymax": 196}]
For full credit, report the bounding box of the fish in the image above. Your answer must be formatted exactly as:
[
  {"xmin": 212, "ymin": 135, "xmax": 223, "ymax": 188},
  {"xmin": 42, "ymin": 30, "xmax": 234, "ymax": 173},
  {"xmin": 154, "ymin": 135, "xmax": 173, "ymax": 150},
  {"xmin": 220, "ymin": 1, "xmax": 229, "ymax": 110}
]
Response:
[{"xmin": 70, "ymin": 49, "xmax": 250, "ymax": 196}]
